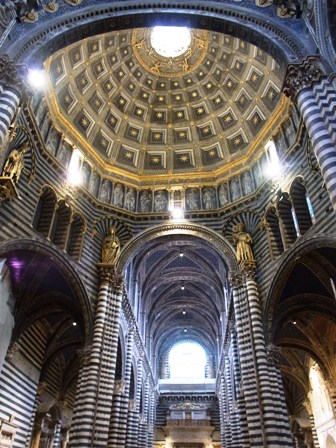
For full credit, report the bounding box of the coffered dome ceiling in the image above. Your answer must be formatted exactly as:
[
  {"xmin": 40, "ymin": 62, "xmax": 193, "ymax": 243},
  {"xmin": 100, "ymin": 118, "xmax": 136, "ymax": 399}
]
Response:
[{"xmin": 45, "ymin": 27, "xmax": 285, "ymax": 186}]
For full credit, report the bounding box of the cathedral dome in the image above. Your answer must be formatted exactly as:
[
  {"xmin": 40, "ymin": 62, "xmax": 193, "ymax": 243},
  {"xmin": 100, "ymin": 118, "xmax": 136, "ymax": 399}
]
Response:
[{"xmin": 45, "ymin": 26, "xmax": 285, "ymax": 188}]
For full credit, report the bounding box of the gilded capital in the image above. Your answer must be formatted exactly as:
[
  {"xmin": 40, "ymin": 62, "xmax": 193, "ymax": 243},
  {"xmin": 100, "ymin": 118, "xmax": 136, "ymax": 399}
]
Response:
[
  {"xmin": 97, "ymin": 263, "xmax": 116, "ymax": 282},
  {"xmin": 283, "ymin": 56, "xmax": 325, "ymax": 100},
  {"xmin": 240, "ymin": 260, "xmax": 257, "ymax": 279}
]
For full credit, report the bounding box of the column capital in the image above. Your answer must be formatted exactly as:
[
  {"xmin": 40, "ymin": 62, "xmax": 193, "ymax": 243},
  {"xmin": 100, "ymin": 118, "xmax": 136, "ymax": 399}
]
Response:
[
  {"xmin": 5, "ymin": 341, "xmax": 20, "ymax": 360},
  {"xmin": 97, "ymin": 264, "xmax": 124, "ymax": 287},
  {"xmin": 127, "ymin": 324, "xmax": 135, "ymax": 338},
  {"xmin": 128, "ymin": 399, "xmax": 138, "ymax": 411},
  {"xmin": 97, "ymin": 263, "xmax": 115, "ymax": 281},
  {"xmin": 228, "ymin": 319, "xmax": 236, "ymax": 334},
  {"xmin": 283, "ymin": 55, "xmax": 326, "ymax": 100},
  {"xmin": 0, "ymin": 55, "xmax": 28, "ymax": 93},
  {"xmin": 34, "ymin": 411, "xmax": 45, "ymax": 426},
  {"xmin": 324, "ymin": 379, "xmax": 336, "ymax": 395},
  {"xmin": 228, "ymin": 270, "xmax": 244, "ymax": 288},
  {"xmin": 303, "ymin": 399, "xmax": 312, "ymax": 414},
  {"xmin": 77, "ymin": 344, "xmax": 91, "ymax": 365},
  {"xmin": 113, "ymin": 379, "xmax": 126, "ymax": 395},
  {"xmin": 267, "ymin": 343, "xmax": 282, "ymax": 366},
  {"xmin": 36, "ymin": 381, "xmax": 47, "ymax": 396},
  {"xmin": 240, "ymin": 260, "xmax": 257, "ymax": 279},
  {"xmin": 139, "ymin": 413, "xmax": 147, "ymax": 424}
]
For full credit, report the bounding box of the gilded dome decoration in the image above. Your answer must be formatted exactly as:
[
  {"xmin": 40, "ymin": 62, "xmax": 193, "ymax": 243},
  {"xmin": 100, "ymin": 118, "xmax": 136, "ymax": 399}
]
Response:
[
  {"xmin": 45, "ymin": 27, "xmax": 285, "ymax": 187},
  {"xmin": 132, "ymin": 28, "xmax": 208, "ymax": 77}
]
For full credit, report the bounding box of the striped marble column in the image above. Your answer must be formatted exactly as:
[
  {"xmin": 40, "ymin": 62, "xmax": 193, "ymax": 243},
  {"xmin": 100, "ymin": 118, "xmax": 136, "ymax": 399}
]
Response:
[
  {"xmin": 304, "ymin": 398, "xmax": 320, "ymax": 448},
  {"xmin": 0, "ymin": 56, "xmax": 27, "ymax": 147},
  {"xmin": 230, "ymin": 271, "xmax": 265, "ymax": 447},
  {"xmin": 138, "ymin": 377, "xmax": 150, "ymax": 448},
  {"xmin": 283, "ymin": 56, "xmax": 336, "ymax": 213},
  {"xmin": 267, "ymin": 344, "xmax": 292, "ymax": 441},
  {"xmin": 107, "ymin": 329, "xmax": 134, "ymax": 447},
  {"xmin": 51, "ymin": 421, "xmax": 62, "ymax": 448},
  {"xmin": 25, "ymin": 381, "xmax": 46, "ymax": 448},
  {"xmin": 108, "ymin": 379, "xmax": 125, "ymax": 448},
  {"xmin": 217, "ymin": 376, "xmax": 226, "ymax": 448},
  {"xmin": 326, "ymin": 380, "xmax": 336, "ymax": 417},
  {"xmin": 147, "ymin": 390, "xmax": 156, "ymax": 448},
  {"xmin": 68, "ymin": 269, "xmax": 124, "ymax": 448},
  {"xmin": 219, "ymin": 372, "xmax": 230, "ymax": 448},
  {"xmin": 66, "ymin": 345, "xmax": 91, "ymax": 446},
  {"xmin": 116, "ymin": 330, "xmax": 134, "ymax": 446},
  {"xmin": 125, "ymin": 358, "xmax": 143, "ymax": 448},
  {"xmin": 244, "ymin": 275, "xmax": 292, "ymax": 447},
  {"xmin": 31, "ymin": 413, "xmax": 45, "ymax": 448},
  {"xmin": 227, "ymin": 354, "xmax": 240, "ymax": 448},
  {"xmin": 228, "ymin": 321, "xmax": 248, "ymax": 448}
]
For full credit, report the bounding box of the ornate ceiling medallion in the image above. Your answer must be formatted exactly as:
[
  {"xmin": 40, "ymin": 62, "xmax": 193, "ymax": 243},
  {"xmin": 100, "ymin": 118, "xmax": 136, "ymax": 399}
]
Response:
[{"xmin": 132, "ymin": 28, "xmax": 209, "ymax": 77}]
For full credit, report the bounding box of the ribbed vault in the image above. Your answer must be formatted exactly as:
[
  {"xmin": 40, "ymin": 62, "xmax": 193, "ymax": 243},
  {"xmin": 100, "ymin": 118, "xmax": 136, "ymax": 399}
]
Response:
[
  {"xmin": 123, "ymin": 230, "xmax": 231, "ymax": 378},
  {"xmin": 269, "ymin": 241, "xmax": 336, "ymax": 417},
  {"xmin": 0, "ymin": 241, "xmax": 92, "ymax": 412}
]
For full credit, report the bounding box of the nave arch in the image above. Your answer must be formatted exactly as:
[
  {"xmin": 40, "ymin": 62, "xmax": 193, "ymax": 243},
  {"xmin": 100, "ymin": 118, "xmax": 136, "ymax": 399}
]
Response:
[
  {"xmin": 267, "ymin": 235, "xmax": 336, "ymax": 448},
  {"xmin": 0, "ymin": 238, "xmax": 93, "ymax": 447}
]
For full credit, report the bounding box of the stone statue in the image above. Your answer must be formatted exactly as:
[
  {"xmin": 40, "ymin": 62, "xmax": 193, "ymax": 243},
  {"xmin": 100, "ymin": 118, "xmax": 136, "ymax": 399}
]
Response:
[
  {"xmin": 100, "ymin": 179, "xmax": 112, "ymax": 203},
  {"xmin": 186, "ymin": 188, "xmax": 199, "ymax": 210},
  {"xmin": 112, "ymin": 183, "xmax": 124, "ymax": 208},
  {"xmin": 202, "ymin": 187, "xmax": 215, "ymax": 210},
  {"xmin": 101, "ymin": 227, "xmax": 120, "ymax": 265},
  {"xmin": 232, "ymin": 223, "xmax": 254, "ymax": 263},
  {"xmin": 242, "ymin": 171, "xmax": 254, "ymax": 196},
  {"xmin": 218, "ymin": 183, "xmax": 229, "ymax": 206},
  {"xmin": 231, "ymin": 178, "xmax": 241, "ymax": 202},
  {"xmin": 154, "ymin": 190, "xmax": 168, "ymax": 212},
  {"xmin": 139, "ymin": 190, "xmax": 151, "ymax": 212},
  {"xmin": 125, "ymin": 188, "xmax": 135, "ymax": 211},
  {"xmin": 2, "ymin": 142, "xmax": 29, "ymax": 183}
]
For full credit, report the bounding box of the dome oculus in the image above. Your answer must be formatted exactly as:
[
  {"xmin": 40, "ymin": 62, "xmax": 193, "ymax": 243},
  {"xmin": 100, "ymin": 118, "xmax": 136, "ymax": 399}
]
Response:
[{"xmin": 150, "ymin": 26, "xmax": 191, "ymax": 57}]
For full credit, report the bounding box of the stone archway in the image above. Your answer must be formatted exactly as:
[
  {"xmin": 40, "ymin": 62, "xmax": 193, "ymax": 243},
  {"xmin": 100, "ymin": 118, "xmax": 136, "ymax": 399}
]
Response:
[
  {"xmin": 0, "ymin": 238, "xmax": 93, "ymax": 448},
  {"xmin": 266, "ymin": 236, "xmax": 336, "ymax": 447}
]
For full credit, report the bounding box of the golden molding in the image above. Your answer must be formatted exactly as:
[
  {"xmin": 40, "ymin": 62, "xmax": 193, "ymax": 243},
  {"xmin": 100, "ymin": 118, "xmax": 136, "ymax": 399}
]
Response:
[{"xmin": 132, "ymin": 28, "xmax": 209, "ymax": 78}]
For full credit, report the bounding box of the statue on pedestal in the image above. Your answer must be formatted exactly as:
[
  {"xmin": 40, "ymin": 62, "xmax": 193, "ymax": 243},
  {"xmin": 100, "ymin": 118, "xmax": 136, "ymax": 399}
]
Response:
[
  {"xmin": 232, "ymin": 223, "xmax": 256, "ymax": 274},
  {"xmin": 2, "ymin": 142, "xmax": 29, "ymax": 183},
  {"xmin": 101, "ymin": 227, "xmax": 120, "ymax": 266}
]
